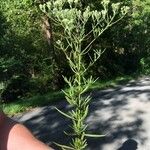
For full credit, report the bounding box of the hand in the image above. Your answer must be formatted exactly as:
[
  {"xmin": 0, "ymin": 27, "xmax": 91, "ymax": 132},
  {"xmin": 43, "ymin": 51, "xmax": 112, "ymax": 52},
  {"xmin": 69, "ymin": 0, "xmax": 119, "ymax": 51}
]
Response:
[{"xmin": 0, "ymin": 113, "xmax": 54, "ymax": 150}]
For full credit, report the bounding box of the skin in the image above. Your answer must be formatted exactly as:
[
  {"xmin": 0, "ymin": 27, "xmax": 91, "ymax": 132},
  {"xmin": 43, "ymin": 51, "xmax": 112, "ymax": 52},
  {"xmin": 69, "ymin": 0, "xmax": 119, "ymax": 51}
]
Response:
[{"xmin": 0, "ymin": 112, "xmax": 54, "ymax": 150}]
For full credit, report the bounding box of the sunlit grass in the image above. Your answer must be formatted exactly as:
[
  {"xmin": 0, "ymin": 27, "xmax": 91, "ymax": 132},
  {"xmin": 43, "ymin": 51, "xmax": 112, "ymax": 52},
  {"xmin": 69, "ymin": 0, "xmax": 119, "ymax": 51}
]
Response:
[{"xmin": 2, "ymin": 91, "xmax": 64, "ymax": 116}]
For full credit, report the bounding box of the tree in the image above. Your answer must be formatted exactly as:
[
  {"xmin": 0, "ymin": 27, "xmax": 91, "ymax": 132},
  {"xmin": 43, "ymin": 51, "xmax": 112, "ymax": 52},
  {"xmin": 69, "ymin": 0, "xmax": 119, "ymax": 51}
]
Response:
[
  {"xmin": 0, "ymin": 0, "xmax": 52, "ymax": 102},
  {"xmin": 88, "ymin": 0, "xmax": 150, "ymax": 76}
]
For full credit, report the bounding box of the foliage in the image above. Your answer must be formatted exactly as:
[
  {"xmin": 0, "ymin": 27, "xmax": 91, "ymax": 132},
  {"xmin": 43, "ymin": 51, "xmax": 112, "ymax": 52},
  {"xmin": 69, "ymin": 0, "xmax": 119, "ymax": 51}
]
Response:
[
  {"xmin": 0, "ymin": 75, "xmax": 31, "ymax": 103},
  {"xmin": 0, "ymin": 0, "xmax": 149, "ymax": 107},
  {"xmin": 0, "ymin": 0, "xmax": 58, "ymax": 102},
  {"xmin": 140, "ymin": 57, "xmax": 150, "ymax": 75},
  {"xmin": 132, "ymin": 0, "xmax": 150, "ymax": 73},
  {"xmin": 40, "ymin": 0, "xmax": 128, "ymax": 149},
  {"xmin": 87, "ymin": 0, "xmax": 150, "ymax": 77}
]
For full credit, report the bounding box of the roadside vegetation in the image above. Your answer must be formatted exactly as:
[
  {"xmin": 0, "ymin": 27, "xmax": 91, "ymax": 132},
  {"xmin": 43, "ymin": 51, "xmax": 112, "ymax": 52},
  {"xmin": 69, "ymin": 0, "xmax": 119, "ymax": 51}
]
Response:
[
  {"xmin": 0, "ymin": 0, "xmax": 149, "ymax": 149},
  {"xmin": 3, "ymin": 74, "xmax": 137, "ymax": 116}
]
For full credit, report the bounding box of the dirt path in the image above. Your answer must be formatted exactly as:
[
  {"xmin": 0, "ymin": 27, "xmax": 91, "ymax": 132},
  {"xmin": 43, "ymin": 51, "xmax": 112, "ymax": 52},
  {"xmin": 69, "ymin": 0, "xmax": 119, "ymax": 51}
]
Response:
[{"xmin": 13, "ymin": 76, "xmax": 150, "ymax": 150}]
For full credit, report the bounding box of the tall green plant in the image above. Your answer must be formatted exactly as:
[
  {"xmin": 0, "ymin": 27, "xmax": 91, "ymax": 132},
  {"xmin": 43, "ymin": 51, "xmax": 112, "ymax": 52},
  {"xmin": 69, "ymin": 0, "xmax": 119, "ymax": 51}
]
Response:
[{"xmin": 40, "ymin": 1, "xmax": 128, "ymax": 149}]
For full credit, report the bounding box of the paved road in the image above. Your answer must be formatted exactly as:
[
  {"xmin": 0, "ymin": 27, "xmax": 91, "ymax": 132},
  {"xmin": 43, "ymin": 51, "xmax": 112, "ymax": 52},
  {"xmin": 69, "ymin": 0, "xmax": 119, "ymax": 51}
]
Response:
[{"xmin": 13, "ymin": 77, "xmax": 150, "ymax": 150}]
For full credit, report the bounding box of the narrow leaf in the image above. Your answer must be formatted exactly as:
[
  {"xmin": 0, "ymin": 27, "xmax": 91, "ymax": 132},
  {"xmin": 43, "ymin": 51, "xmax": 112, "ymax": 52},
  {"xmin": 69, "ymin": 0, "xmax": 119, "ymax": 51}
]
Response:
[
  {"xmin": 85, "ymin": 134, "xmax": 106, "ymax": 138},
  {"xmin": 55, "ymin": 107, "xmax": 72, "ymax": 119},
  {"xmin": 54, "ymin": 142, "xmax": 75, "ymax": 150}
]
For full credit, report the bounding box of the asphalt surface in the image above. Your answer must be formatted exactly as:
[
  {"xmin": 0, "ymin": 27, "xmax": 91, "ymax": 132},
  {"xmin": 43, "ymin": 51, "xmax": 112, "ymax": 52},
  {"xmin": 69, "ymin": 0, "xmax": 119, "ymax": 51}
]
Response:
[{"xmin": 13, "ymin": 77, "xmax": 150, "ymax": 150}]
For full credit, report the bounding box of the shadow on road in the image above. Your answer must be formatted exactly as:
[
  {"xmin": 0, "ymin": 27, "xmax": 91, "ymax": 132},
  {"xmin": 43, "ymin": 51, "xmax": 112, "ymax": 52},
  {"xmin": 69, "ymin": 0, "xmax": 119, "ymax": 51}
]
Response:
[
  {"xmin": 13, "ymin": 77, "xmax": 150, "ymax": 149},
  {"xmin": 117, "ymin": 139, "xmax": 138, "ymax": 150}
]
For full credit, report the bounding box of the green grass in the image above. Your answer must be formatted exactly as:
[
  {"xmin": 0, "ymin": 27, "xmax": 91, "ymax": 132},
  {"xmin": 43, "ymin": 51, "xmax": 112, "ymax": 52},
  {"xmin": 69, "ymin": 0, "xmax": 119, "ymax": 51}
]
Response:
[
  {"xmin": 1, "ymin": 75, "xmax": 137, "ymax": 116},
  {"xmin": 90, "ymin": 75, "xmax": 136, "ymax": 90},
  {"xmin": 2, "ymin": 91, "xmax": 64, "ymax": 116}
]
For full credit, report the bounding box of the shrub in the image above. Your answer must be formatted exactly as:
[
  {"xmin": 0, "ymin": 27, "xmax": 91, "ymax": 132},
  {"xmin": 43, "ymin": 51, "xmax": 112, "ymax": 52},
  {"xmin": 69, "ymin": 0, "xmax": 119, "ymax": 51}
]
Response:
[
  {"xmin": 0, "ymin": 75, "xmax": 31, "ymax": 103},
  {"xmin": 140, "ymin": 57, "xmax": 150, "ymax": 75}
]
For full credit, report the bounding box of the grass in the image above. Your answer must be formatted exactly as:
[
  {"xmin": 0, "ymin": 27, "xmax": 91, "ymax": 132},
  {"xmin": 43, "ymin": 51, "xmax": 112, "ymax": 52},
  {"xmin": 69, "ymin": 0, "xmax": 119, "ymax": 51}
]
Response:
[
  {"xmin": 1, "ymin": 75, "xmax": 137, "ymax": 116},
  {"xmin": 90, "ymin": 75, "xmax": 136, "ymax": 90},
  {"xmin": 2, "ymin": 91, "xmax": 64, "ymax": 116}
]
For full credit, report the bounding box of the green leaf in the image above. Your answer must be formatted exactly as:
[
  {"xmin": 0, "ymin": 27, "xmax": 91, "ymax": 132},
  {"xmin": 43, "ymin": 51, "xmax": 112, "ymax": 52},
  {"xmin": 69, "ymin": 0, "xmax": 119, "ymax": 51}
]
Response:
[
  {"xmin": 64, "ymin": 131, "xmax": 76, "ymax": 136},
  {"xmin": 85, "ymin": 134, "xmax": 106, "ymax": 138},
  {"xmin": 55, "ymin": 107, "xmax": 72, "ymax": 119},
  {"xmin": 54, "ymin": 142, "xmax": 75, "ymax": 150}
]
